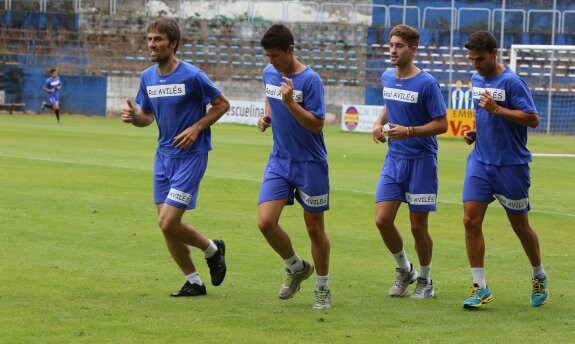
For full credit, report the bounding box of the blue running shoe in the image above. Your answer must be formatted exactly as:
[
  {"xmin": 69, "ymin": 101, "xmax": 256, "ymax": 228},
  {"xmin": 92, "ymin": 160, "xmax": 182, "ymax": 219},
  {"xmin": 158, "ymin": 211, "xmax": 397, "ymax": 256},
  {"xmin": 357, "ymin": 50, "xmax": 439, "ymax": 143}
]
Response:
[
  {"xmin": 531, "ymin": 275, "xmax": 548, "ymax": 307},
  {"xmin": 463, "ymin": 284, "xmax": 494, "ymax": 309}
]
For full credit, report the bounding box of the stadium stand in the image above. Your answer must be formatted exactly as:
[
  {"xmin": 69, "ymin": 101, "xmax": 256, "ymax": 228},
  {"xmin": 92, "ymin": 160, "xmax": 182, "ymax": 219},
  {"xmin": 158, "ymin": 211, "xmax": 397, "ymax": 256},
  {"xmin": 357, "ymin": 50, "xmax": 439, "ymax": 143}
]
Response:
[{"xmin": 1, "ymin": 0, "xmax": 575, "ymax": 117}]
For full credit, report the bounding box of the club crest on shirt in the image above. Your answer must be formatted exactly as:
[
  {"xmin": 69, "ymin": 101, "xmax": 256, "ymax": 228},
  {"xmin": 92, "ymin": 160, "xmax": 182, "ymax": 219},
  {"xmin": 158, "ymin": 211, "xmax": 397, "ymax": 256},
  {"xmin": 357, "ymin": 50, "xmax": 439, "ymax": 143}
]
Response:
[
  {"xmin": 383, "ymin": 87, "xmax": 418, "ymax": 103},
  {"xmin": 472, "ymin": 87, "xmax": 506, "ymax": 102},
  {"xmin": 147, "ymin": 84, "xmax": 185, "ymax": 98},
  {"xmin": 265, "ymin": 84, "xmax": 303, "ymax": 102}
]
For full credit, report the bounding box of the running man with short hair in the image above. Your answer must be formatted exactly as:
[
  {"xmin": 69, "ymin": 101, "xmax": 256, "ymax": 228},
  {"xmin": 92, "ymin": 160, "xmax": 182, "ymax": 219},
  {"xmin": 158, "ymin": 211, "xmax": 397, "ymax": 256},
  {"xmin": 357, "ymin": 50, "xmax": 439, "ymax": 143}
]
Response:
[
  {"xmin": 461, "ymin": 31, "xmax": 548, "ymax": 309},
  {"xmin": 371, "ymin": 24, "xmax": 448, "ymax": 299},
  {"xmin": 120, "ymin": 17, "xmax": 229, "ymax": 297},
  {"xmin": 257, "ymin": 23, "xmax": 332, "ymax": 309},
  {"xmin": 41, "ymin": 68, "xmax": 62, "ymax": 123}
]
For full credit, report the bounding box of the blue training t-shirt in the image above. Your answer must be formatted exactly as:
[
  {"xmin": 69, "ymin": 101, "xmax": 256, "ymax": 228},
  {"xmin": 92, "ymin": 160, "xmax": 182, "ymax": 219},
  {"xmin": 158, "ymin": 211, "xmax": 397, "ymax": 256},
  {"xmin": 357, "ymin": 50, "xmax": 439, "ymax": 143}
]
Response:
[
  {"xmin": 263, "ymin": 65, "xmax": 327, "ymax": 162},
  {"xmin": 470, "ymin": 67, "xmax": 537, "ymax": 166},
  {"xmin": 44, "ymin": 76, "xmax": 61, "ymax": 99},
  {"xmin": 381, "ymin": 69, "xmax": 447, "ymax": 158},
  {"xmin": 136, "ymin": 61, "xmax": 222, "ymax": 158}
]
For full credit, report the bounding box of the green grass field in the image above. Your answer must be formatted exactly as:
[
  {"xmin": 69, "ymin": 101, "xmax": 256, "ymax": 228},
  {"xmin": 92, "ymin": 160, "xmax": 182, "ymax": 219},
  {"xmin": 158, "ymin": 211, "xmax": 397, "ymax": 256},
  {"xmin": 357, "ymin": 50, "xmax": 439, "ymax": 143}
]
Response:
[{"xmin": 1, "ymin": 114, "xmax": 574, "ymax": 343}]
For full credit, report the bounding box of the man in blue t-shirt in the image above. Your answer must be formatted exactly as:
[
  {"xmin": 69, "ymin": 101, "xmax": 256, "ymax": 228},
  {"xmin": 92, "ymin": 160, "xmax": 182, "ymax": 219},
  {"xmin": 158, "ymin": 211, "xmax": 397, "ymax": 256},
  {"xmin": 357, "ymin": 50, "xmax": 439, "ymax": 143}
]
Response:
[
  {"xmin": 371, "ymin": 24, "xmax": 447, "ymax": 300},
  {"xmin": 41, "ymin": 68, "xmax": 62, "ymax": 123},
  {"xmin": 120, "ymin": 17, "xmax": 230, "ymax": 298},
  {"xmin": 257, "ymin": 24, "xmax": 331, "ymax": 309},
  {"xmin": 461, "ymin": 31, "xmax": 548, "ymax": 309}
]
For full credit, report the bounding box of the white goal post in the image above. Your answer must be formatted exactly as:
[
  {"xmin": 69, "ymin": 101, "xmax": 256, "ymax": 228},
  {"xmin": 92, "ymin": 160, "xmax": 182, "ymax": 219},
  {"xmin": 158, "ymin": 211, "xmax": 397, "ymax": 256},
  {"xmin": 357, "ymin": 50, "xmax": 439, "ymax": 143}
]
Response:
[
  {"xmin": 509, "ymin": 44, "xmax": 575, "ymax": 73},
  {"xmin": 509, "ymin": 44, "xmax": 575, "ymax": 135}
]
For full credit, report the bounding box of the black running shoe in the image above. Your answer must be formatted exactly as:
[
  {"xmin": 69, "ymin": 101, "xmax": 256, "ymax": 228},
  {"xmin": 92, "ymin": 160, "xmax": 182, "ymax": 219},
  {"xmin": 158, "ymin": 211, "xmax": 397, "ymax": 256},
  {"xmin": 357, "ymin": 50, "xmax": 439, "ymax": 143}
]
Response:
[
  {"xmin": 206, "ymin": 239, "xmax": 227, "ymax": 286},
  {"xmin": 170, "ymin": 281, "xmax": 207, "ymax": 297}
]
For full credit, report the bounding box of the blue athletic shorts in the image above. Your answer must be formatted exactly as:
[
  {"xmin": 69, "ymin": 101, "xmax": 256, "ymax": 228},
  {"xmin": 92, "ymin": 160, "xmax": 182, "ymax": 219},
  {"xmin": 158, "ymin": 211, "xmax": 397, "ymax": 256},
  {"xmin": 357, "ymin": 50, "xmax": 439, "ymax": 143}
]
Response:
[
  {"xmin": 153, "ymin": 152, "xmax": 208, "ymax": 210},
  {"xmin": 463, "ymin": 154, "xmax": 531, "ymax": 214},
  {"xmin": 258, "ymin": 155, "xmax": 330, "ymax": 213},
  {"xmin": 48, "ymin": 93, "xmax": 59, "ymax": 105},
  {"xmin": 375, "ymin": 155, "xmax": 438, "ymax": 212}
]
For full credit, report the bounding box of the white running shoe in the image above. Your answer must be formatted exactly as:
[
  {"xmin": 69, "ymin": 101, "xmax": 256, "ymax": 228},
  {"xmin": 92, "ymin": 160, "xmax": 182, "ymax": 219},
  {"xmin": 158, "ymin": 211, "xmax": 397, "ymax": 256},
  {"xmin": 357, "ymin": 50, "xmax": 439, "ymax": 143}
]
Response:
[
  {"xmin": 389, "ymin": 264, "xmax": 418, "ymax": 297},
  {"xmin": 313, "ymin": 286, "xmax": 332, "ymax": 309},
  {"xmin": 278, "ymin": 260, "xmax": 314, "ymax": 300},
  {"xmin": 411, "ymin": 277, "xmax": 435, "ymax": 299}
]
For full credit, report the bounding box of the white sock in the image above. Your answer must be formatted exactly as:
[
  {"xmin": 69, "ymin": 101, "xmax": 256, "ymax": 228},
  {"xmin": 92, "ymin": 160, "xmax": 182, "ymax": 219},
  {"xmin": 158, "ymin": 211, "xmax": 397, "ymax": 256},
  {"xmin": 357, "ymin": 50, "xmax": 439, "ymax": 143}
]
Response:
[
  {"xmin": 471, "ymin": 267, "xmax": 486, "ymax": 289},
  {"xmin": 419, "ymin": 264, "xmax": 431, "ymax": 282},
  {"xmin": 284, "ymin": 254, "xmax": 304, "ymax": 273},
  {"xmin": 392, "ymin": 249, "xmax": 411, "ymax": 272},
  {"xmin": 203, "ymin": 240, "xmax": 218, "ymax": 258},
  {"xmin": 316, "ymin": 275, "xmax": 329, "ymax": 290},
  {"xmin": 532, "ymin": 264, "xmax": 546, "ymax": 279},
  {"xmin": 185, "ymin": 272, "xmax": 203, "ymax": 285}
]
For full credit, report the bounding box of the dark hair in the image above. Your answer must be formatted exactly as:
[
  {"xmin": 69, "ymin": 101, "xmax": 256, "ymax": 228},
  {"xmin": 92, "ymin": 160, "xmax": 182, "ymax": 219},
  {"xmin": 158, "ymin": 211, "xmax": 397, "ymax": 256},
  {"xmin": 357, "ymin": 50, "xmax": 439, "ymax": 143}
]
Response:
[
  {"xmin": 464, "ymin": 31, "xmax": 498, "ymax": 52},
  {"xmin": 260, "ymin": 24, "xmax": 294, "ymax": 51},
  {"xmin": 147, "ymin": 17, "xmax": 181, "ymax": 53},
  {"xmin": 389, "ymin": 24, "xmax": 420, "ymax": 48},
  {"xmin": 48, "ymin": 68, "xmax": 57, "ymax": 74}
]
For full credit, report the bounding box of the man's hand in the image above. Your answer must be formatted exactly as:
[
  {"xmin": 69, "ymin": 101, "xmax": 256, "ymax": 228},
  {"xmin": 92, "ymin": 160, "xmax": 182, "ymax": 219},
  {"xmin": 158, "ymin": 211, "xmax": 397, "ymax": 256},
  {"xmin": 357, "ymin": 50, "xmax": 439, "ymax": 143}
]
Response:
[
  {"xmin": 258, "ymin": 116, "xmax": 271, "ymax": 132},
  {"xmin": 120, "ymin": 99, "xmax": 136, "ymax": 124},
  {"xmin": 479, "ymin": 90, "xmax": 498, "ymax": 114},
  {"xmin": 372, "ymin": 124, "xmax": 387, "ymax": 143},
  {"xmin": 463, "ymin": 130, "xmax": 477, "ymax": 145},
  {"xmin": 280, "ymin": 77, "xmax": 294, "ymax": 104},
  {"xmin": 173, "ymin": 125, "xmax": 200, "ymax": 150}
]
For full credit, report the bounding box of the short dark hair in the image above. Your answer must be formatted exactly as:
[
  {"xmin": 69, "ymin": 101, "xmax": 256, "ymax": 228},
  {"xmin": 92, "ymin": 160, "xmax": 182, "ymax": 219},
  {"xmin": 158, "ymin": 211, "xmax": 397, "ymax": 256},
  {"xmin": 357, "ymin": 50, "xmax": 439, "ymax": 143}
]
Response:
[
  {"xmin": 389, "ymin": 24, "xmax": 420, "ymax": 48},
  {"xmin": 48, "ymin": 68, "xmax": 57, "ymax": 74},
  {"xmin": 260, "ymin": 24, "xmax": 294, "ymax": 51},
  {"xmin": 464, "ymin": 31, "xmax": 498, "ymax": 52},
  {"xmin": 147, "ymin": 17, "xmax": 181, "ymax": 53}
]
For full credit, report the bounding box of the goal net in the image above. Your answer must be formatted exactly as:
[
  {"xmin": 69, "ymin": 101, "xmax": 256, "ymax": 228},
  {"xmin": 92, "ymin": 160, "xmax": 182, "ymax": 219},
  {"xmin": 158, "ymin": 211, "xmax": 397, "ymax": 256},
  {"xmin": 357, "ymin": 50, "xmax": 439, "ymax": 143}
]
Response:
[{"xmin": 509, "ymin": 44, "xmax": 575, "ymax": 135}]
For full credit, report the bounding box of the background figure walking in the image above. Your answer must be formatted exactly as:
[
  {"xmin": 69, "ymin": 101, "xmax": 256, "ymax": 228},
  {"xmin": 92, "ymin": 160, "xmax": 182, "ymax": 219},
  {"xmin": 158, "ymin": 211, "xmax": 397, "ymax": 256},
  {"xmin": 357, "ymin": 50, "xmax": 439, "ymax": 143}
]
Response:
[{"xmin": 41, "ymin": 68, "xmax": 62, "ymax": 123}]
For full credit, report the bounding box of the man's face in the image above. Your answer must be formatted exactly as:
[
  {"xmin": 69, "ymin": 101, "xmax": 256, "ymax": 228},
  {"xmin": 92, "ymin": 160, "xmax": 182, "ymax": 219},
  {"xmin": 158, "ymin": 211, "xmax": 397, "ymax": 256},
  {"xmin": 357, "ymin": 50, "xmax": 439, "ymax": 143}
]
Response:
[
  {"xmin": 389, "ymin": 35, "xmax": 415, "ymax": 68},
  {"xmin": 263, "ymin": 46, "xmax": 294, "ymax": 75},
  {"xmin": 467, "ymin": 49, "xmax": 497, "ymax": 77},
  {"xmin": 147, "ymin": 30, "xmax": 175, "ymax": 63}
]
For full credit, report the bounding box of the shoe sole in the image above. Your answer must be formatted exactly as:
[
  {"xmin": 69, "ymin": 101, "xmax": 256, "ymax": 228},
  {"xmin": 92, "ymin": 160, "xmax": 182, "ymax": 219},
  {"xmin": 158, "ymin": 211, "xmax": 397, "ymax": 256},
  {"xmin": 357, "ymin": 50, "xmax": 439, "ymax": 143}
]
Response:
[
  {"xmin": 411, "ymin": 289, "xmax": 435, "ymax": 299},
  {"xmin": 170, "ymin": 292, "xmax": 207, "ymax": 297},
  {"xmin": 279, "ymin": 264, "xmax": 314, "ymax": 300},
  {"xmin": 463, "ymin": 294, "xmax": 494, "ymax": 309}
]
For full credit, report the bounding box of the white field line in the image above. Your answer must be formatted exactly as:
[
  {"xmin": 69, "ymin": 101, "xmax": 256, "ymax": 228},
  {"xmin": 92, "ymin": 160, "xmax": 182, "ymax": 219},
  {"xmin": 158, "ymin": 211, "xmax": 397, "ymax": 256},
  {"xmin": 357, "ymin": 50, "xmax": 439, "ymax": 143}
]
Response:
[
  {"xmin": 1, "ymin": 153, "xmax": 574, "ymax": 218},
  {"xmin": 532, "ymin": 153, "xmax": 575, "ymax": 157}
]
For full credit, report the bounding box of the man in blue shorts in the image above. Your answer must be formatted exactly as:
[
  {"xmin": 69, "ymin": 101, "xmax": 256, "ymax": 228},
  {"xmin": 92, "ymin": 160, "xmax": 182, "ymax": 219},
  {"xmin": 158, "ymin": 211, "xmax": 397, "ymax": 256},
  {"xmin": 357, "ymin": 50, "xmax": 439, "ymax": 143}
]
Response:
[
  {"xmin": 257, "ymin": 24, "xmax": 332, "ymax": 309},
  {"xmin": 120, "ymin": 17, "xmax": 229, "ymax": 297},
  {"xmin": 461, "ymin": 31, "xmax": 548, "ymax": 309},
  {"xmin": 41, "ymin": 68, "xmax": 62, "ymax": 123},
  {"xmin": 371, "ymin": 24, "xmax": 447, "ymax": 299}
]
